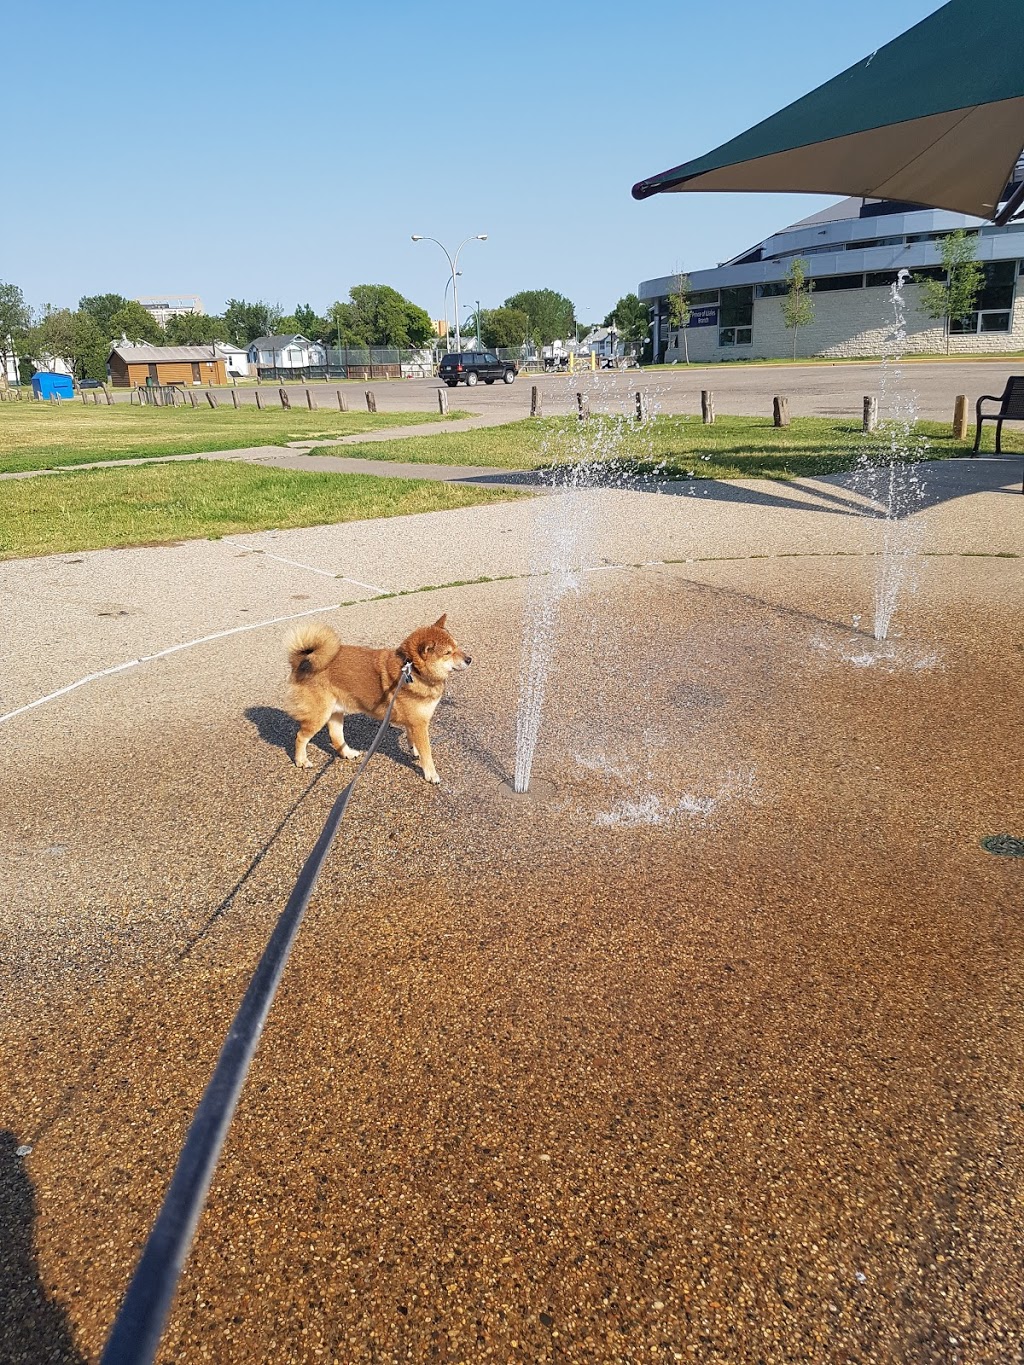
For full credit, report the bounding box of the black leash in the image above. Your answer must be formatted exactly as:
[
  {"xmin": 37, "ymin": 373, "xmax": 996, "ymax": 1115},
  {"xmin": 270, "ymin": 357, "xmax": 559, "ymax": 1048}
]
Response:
[{"xmin": 100, "ymin": 662, "xmax": 413, "ymax": 1365}]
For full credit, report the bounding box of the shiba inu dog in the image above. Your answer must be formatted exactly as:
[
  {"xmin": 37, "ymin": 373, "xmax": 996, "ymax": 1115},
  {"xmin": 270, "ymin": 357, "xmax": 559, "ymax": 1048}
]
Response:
[{"xmin": 284, "ymin": 615, "xmax": 471, "ymax": 784}]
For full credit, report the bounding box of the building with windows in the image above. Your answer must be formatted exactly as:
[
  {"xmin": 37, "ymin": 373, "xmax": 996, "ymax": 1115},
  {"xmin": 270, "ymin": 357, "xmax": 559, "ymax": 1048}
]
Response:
[
  {"xmin": 640, "ymin": 188, "xmax": 1024, "ymax": 363},
  {"xmin": 136, "ymin": 296, "xmax": 204, "ymax": 327},
  {"xmin": 108, "ymin": 344, "xmax": 226, "ymax": 388},
  {"xmin": 247, "ymin": 334, "xmax": 327, "ymax": 378}
]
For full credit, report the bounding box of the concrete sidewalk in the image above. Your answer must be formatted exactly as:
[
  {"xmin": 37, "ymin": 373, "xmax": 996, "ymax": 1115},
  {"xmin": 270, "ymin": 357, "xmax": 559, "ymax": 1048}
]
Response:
[{"xmin": 2, "ymin": 455, "xmax": 1020, "ymax": 727}]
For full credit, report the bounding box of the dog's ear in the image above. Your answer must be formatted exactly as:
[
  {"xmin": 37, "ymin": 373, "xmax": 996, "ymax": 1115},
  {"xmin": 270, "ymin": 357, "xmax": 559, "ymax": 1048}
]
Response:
[{"xmin": 433, "ymin": 614, "xmax": 447, "ymax": 629}]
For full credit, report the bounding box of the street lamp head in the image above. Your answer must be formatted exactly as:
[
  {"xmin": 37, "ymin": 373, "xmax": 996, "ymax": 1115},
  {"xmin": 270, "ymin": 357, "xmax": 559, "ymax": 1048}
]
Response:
[
  {"xmin": 411, "ymin": 234, "xmax": 423, "ymax": 241},
  {"xmin": 476, "ymin": 234, "xmax": 488, "ymax": 241}
]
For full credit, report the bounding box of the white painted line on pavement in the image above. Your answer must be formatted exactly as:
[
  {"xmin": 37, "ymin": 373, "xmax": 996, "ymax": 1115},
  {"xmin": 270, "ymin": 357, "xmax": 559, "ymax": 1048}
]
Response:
[
  {"xmin": 0, "ymin": 601, "xmax": 346, "ymax": 728},
  {"xmin": 231, "ymin": 542, "xmax": 389, "ymax": 594}
]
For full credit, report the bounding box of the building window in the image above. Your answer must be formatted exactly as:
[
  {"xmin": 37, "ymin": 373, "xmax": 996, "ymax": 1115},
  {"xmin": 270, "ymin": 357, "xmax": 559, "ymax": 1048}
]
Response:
[
  {"xmin": 977, "ymin": 259, "xmax": 1016, "ymax": 310},
  {"xmin": 951, "ymin": 310, "xmax": 1012, "ymax": 334},
  {"xmin": 813, "ymin": 274, "xmax": 864, "ymax": 292},
  {"xmin": 865, "ymin": 270, "xmax": 901, "ymax": 288},
  {"xmin": 756, "ymin": 281, "xmax": 787, "ymax": 298},
  {"xmin": 688, "ymin": 289, "xmax": 719, "ymax": 307},
  {"xmin": 947, "ymin": 261, "xmax": 1016, "ymax": 333},
  {"xmin": 718, "ymin": 287, "xmax": 753, "ymax": 347},
  {"xmin": 846, "ymin": 235, "xmax": 904, "ymax": 250},
  {"xmin": 720, "ymin": 287, "xmax": 753, "ymax": 326},
  {"xmin": 719, "ymin": 326, "xmax": 752, "ymax": 347}
]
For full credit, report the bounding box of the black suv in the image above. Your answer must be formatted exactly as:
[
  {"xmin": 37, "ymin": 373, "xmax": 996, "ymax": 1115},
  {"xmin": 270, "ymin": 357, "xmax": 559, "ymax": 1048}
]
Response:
[{"xmin": 438, "ymin": 351, "xmax": 517, "ymax": 387}]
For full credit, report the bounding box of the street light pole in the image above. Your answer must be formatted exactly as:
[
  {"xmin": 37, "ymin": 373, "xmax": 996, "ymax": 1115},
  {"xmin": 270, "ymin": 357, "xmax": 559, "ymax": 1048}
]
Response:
[
  {"xmin": 443, "ymin": 271, "xmax": 461, "ymax": 354},
  {"xmin": 411, "ymin": 233, "xmax": 487, "ymax": 351}
]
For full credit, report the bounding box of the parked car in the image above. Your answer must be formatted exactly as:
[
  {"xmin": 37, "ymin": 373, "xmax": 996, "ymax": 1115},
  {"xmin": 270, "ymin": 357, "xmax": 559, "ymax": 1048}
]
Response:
[
  {"xmin": 438, "ymin": 352, "xmax": 517, "ymax": 387},
  {"xmin": 79, "ymin": 378, "xmax": 104, "ymax": 388}
]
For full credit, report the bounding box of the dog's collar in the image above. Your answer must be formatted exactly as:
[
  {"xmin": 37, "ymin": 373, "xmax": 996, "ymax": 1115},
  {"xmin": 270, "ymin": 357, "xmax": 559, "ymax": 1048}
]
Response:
[{"xmin": 396, "ymin": 648, "xmax": 424, "ymax": 684}]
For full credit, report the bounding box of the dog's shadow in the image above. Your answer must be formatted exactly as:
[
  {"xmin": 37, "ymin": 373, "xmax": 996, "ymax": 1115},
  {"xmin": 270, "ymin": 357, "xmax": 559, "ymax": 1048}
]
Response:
[{"xmin": 245, "ymin": 706, "xmax": 419, "ymax": 774}]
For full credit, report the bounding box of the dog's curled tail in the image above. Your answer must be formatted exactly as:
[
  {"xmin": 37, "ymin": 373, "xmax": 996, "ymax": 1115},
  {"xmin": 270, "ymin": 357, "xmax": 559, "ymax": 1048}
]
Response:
[{"xmin": 285, "ymin": 621, "xmax": 341, "ymax": 679}]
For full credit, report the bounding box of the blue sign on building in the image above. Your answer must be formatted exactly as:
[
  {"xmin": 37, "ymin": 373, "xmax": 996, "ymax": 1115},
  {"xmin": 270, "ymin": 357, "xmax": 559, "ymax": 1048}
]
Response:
[{"xmin": 688, "ymin": 305, "xmax": 719, "ymax": 328}]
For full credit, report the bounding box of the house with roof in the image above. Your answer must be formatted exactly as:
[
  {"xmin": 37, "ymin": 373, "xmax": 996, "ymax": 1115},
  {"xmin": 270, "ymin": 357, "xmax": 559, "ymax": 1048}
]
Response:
[
  {"xmin": 579, "ymin": 326, "xmax": 623, "ymax": 362},
  {"xmin": 108, "ymin": 344, "xmax": 227, "ymax": 388},
  {"xmin": 214, "ymin": 341, "xmax": 251, "ymax": 378},
  {"xmin": 246, "ymin": 334, "xmax": 326, "ymax": 377}
]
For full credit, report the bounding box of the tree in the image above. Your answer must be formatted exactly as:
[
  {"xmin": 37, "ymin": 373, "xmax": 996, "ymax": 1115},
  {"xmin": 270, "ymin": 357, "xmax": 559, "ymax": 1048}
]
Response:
[
  {"xmin": 328, "ymin": 285, "xmax": 434, "ymax": 349},
  {"xmin": 223, "ymin": 299, "xmax": 283, "ymax": 346},
  {"xmin": 78, "ymin": 293, "xmax": 130, "ymax": 341},
  {"xmin": 503, "ymin": 289, "xmax": 575, "ymax": 347},
  {"xmin": 781, "ymin": 258, "xmax": 815, "ymax": 359},
  {"xmin": 915, "ymin": 229, "xmax": 985, "ymax": 355},
  {"xmin": 110, "ymin": 299, "xmax": 164, "ymax": 344},
  {"xmin": 292, "ymin": 303, "xmax": 331, "ymax": 340},
  {"xmin": 668, "ymin": 271, "xmax": 692, "ymax": 363},
  {"xmin": 164, "ymin": 312, "xmax": 226, "ymax": 345},
  {"xmin": 480, "ymin": 306, "xmax": 529, "ymax": 350},
  {"xmin": 0, "ymin": 281, "xmax": 32, "ymax": 383},
  {"xmin": 610, "ymin": 293, "xmax": 649, "ymax": 357},
  {"xmin": 28, "ymin": 307, "xmax": 107, "ymax": 384}
]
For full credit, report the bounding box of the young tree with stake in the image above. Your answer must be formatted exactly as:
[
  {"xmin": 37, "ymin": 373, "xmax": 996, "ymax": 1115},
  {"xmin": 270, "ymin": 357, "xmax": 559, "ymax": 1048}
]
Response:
[
  {"xmin": 781, "ymin": 258, "xmax": 815, "ymax": 360},
  {"xmin": 915, "ymin": 229, "xmax": 984, "ymax": 355},
  {"xmin": 668, "ymin": 271, "xmax": 692, "ymax": 363}
]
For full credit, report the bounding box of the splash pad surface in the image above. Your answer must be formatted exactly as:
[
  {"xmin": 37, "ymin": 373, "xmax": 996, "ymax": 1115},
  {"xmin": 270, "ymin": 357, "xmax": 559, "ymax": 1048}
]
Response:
[{"xmin": 1, "ymin": 474, "xmax": 1023, "ymax": 1362}]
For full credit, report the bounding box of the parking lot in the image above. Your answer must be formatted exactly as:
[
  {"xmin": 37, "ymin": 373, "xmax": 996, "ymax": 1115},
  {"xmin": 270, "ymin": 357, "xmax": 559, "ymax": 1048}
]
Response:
[{"xmin": 104, "ymin": 357, "xmax": 1024, "ymax": 425}]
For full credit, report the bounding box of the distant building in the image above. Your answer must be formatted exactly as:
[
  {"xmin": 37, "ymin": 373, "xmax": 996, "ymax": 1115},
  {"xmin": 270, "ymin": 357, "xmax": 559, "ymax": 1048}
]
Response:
[
  {"xmin": 214, "ymin": 341, "xmax": 250, "ymax": 378},
  {"xmin": 136, "ymin": 296, "xmax": 204, "ymax": 327},
  {"xmin": 247, "ymin": 334, "xmax": 327, "ymax": 376},
  {"xmin": 579, "ymin": 326, "xmax": 623, "ymax": 362},
  {"xmin": 640, "ymin": 180, "xmax": 1024, "ymax": 363},
  {"xmin": 108, "ymin": 344, "xmax": 226, "ymax": 388}
]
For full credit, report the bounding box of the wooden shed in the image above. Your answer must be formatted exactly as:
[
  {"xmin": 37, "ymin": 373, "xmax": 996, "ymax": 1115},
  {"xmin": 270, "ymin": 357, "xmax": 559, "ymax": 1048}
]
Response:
[{"xmin": 108, "ymin": 344, "xmax": 227, "ymax": 388}]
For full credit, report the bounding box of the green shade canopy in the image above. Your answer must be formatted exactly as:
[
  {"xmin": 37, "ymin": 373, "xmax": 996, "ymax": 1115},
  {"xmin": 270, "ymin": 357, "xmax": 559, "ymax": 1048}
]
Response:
[{"xmin": 632, "ymin": 0, "xmax": 1024, "ymax": 223}]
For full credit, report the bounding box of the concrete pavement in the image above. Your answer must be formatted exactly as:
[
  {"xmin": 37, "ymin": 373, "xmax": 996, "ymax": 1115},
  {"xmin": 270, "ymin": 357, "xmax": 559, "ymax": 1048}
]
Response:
[{"xmin": 2, "ymin": 455, "xmax": 1023, "ymax": 1362}]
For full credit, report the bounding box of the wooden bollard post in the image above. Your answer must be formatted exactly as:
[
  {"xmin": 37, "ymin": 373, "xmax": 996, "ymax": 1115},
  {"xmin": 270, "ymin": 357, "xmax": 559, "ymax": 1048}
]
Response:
[
  {"xmin": 952, "ymin": 394, "xmax": 968, "ymax": 440},
  {"xmin": 576, "ymin": 391, "xmax": 589, "ymax": 421},
  {"xmin": 337, "ymin": 389, "xmax": 348, "ymax": 412},
  {"xmin": 701, "ymin": 390, "xmax": 715, "ymax": 425},
  {"xmin": 231, "ymin": 388, "xmax": 240, "ymax": 409},
  {"xmin": 206, "ymin": 391, "xmax": 218, "ymax": 408},
  {"xmin": 365, "ymin": 390, "xmax": 377, "ymax": 413},
  {"xmin": 189, "ymin": 390, "xmax": 199, "ymax": 408},
  {"xmin": 305, "ymin": 387, "xmax": 316, "ymax": 410},
  {"xmin": 255, "ymin": 390, "xmax": 264, "ymax": 410},
  {"xmin": 81, "ymin": 391, "xmax": 88, "ymax": 404},
  {"xmin": 93, "ymin": 391, "xmax": 100, "ymax": 404},
  {"xmin": 773, "ymin": 395, "xmax": 790, "ymax": 427},
  {"xmin": 279, "ymin": 387, "xmax": 291, "ymax": 409},
  {"xmin": 863, "ymin": 395, "xmax": 878, "ymax": 433},
  {"xmin": 437, "ymin": 386, "xmax": 449, "ymax": 415},
  {"xmin": 531, "ymin": 385, "xmax": 542, "ymax": 418},
  {"xmin": 103, "ymin": 386, "xmax": 113, "ymax": 405}
]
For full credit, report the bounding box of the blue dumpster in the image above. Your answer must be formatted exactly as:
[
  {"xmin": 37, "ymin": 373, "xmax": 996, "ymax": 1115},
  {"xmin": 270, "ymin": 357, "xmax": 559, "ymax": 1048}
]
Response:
[{"xmin": 32, "ymin": 372, "xmax": 75, "ymax": 399}]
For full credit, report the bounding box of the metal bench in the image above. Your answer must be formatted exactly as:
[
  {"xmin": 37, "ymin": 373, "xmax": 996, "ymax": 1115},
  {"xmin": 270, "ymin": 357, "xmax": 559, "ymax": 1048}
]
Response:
[{"xmin": 974, "ymin": 375, "xmax": 1024, "ymax": 455}]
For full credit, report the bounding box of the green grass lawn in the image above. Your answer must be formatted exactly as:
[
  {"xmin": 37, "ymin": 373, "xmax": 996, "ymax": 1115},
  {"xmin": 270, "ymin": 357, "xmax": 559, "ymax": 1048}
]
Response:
[
  {"xmin": 0, "ymin": 461, "xmax": 523, "ymax": 560},
  {"xmin": 313, "ymin": 414, "xmax": 1004, "ymax": 478},
  {"xmin": 0, "ymin": 402, "xmax": 465, "ymax": 475}
]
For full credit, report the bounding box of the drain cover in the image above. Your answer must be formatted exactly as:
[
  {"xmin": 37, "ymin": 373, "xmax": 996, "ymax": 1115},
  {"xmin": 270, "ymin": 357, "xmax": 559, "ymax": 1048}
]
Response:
[{"xmin": 981, "ymin": 834, "xmax": 1024, "ymax": 858}]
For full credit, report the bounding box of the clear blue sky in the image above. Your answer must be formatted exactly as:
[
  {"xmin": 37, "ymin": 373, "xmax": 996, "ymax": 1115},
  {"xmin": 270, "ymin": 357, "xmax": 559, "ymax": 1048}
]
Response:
[{"xmin": 3, "ymin": 0, "xmax": 943, "ymax": 328}]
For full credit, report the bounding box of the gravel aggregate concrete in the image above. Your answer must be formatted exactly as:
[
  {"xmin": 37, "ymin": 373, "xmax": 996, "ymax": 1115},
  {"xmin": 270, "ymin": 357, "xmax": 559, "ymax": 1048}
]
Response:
[{"xmin": 1, "ymin": 456, "xmax": 1023, "ymax": 1363}]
